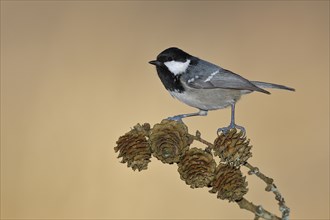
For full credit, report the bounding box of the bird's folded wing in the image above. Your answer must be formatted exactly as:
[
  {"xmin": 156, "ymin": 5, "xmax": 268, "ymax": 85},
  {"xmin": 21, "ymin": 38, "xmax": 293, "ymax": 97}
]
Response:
[{"xmin": 186, "ymin": 60, "xmax": 270, "ymax": 94}]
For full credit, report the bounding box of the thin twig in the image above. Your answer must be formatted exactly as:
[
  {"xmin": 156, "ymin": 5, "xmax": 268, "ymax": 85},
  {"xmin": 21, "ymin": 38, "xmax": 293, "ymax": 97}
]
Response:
[
  {"xmin": 245, "ymin": 162, "xmax": 290, "ymax": 220},
  {"xmin": 189, "ymin": 131, "xmax": 214, "ymax": 152},
  {"xmin": 237, "ymin": 198, "xmax": 281, "ymax": 220}
]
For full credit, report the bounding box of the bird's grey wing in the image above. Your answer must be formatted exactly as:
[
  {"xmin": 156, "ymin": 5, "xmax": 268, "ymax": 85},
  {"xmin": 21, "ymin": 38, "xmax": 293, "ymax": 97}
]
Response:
[{"xmin": 185, "ymin": 60, "xmax": 270, "ymax": 94}]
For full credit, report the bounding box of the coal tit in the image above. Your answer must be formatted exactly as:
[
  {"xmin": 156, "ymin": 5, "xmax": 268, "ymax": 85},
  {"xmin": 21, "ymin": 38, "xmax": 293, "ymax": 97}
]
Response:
[{"xmin": 149, "ymin": 47, "xmax": 294, "ymax": 134}]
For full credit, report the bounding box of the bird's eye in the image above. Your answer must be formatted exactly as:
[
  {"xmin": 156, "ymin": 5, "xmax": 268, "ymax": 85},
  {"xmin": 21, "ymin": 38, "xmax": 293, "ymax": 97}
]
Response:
[{"xmin": 167, "ymin": 57, "xmax": 173, "ymax": 62}]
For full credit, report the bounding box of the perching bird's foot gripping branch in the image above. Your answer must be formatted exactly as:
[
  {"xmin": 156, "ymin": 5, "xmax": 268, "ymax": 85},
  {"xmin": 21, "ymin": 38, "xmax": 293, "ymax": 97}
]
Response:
[{"xmin": 114, "ymin": 120, "xmax": 290, "ymax": 220}]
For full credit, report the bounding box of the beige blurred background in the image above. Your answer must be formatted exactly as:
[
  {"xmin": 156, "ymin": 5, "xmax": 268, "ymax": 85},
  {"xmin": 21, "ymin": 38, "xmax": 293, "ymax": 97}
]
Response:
[{"xmin": 1, "ymin": 1, "xmax": 329, "ymax": 219}]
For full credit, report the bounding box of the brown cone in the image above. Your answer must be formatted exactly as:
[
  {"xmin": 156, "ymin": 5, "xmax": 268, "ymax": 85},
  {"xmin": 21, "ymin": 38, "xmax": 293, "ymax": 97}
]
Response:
[
  {"xmin": 178, "ymin": 147, "xmax": 216, "ymax": 188},
  {"xmin": 114, "ymin": 123, "xmax": 151, "ymax": 171},
  {"xmin": 214, "ymin": 129, "xmax": 252, "ymax": 167},
  {"xmin": 150, "ymin": 120, "xmax": 193, "ymax": 164},
  {"xmin": 210, "ymin": 164, "xmax": 248, "ymax": 202}
]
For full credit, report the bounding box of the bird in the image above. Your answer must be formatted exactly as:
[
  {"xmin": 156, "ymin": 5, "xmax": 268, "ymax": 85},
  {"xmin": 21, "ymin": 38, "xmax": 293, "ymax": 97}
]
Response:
[{"xmin": 149, "ymin": 47, "xmax": 294, "ymax": 134}]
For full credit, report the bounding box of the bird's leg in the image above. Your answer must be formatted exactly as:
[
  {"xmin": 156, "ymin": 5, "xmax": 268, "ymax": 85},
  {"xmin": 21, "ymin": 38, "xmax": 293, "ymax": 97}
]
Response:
[
  {"xmin": 217, "ymin": 103, "xmax": 246, "ymax": 135},
  {"xmin": 167, "ymin": 110, "xmax": 208, "ymax": 122}
]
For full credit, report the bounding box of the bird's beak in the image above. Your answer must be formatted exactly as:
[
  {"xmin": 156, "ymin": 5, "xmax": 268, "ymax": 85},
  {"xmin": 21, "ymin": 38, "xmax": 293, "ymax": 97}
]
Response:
[{"xmin": 149, "ymin": 60, "xmax": 162, "ymax": 66}]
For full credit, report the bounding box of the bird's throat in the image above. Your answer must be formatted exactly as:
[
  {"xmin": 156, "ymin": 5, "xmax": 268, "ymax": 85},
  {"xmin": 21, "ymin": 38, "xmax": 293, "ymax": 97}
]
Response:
[{"xmin": 156, "ymin": 66, "xmax": 185, "ymax": 92}]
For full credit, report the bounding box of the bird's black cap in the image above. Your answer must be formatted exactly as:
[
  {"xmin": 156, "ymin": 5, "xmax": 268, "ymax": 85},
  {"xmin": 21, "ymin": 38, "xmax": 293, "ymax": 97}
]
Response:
[{"xmin": 156, "ymin": 47, "xmax": 192, "ymax": 63}]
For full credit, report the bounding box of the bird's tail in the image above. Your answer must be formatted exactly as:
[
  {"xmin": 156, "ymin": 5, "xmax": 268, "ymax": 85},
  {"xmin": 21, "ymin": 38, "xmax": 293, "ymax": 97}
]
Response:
[{"xmin": 251, "ymin": 81, "xmax": 295, "ymax": 92}]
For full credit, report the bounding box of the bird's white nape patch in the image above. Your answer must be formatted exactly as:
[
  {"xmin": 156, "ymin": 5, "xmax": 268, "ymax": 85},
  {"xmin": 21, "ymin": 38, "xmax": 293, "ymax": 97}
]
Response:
[
  {"xmin": 204, "ymin": 70, "xmax": 219, "ymax": 82},
  {"xmin": 164, "ymin": 59, "xmax": 191, "ymax": 75}
]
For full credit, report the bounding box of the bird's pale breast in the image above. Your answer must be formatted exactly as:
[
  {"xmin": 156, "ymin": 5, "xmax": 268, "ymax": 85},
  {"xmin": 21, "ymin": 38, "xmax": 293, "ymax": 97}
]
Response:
[{"xmin": 169, "ymin": 81, "xmax": 242, "ymax": 110}]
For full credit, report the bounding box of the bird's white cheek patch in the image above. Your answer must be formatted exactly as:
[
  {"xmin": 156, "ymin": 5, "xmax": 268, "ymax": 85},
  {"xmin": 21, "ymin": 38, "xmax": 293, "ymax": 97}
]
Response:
[{"xmin": 164, "ymin": 59, "xmax": 191, "ymax": 75}]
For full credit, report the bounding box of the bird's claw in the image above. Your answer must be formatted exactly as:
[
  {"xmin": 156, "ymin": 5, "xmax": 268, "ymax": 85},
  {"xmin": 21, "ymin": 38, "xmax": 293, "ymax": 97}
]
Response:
[
  {"xmin": 217, "ymin": 124, "xmax": 246, "ymax": 136},
  {"xmin": 217, "ymin": 126, "xmax": 230, "ymax": 135},
  {"xmin": 167, "ymin": 116, "xmax": 183, "ymax": 122}
]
